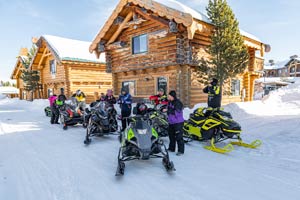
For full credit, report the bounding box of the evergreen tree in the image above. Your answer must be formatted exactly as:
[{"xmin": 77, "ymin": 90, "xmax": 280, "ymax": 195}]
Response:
[
  {"xmin": 196, "ymin": 0, "xmax": 249, "ymax": 96},
  {"xmin": 20, "ymin": 44, "xmax": 39, "ymax": 101}
]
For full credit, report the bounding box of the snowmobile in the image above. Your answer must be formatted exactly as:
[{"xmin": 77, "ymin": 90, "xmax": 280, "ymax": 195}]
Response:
[
  {"xmin": 59, "ymin": 97, "xmax": 85, "ymax": 130},
  {"xmin": 183, "ymin": 107, "xmax": 262, "ymax": 154},
  {"xmin": 83, "ymin": 101, "xmax": 118, "ymax": 145},
  {"xmin": 115, "ymin": 107, "xmax": 175, "ymax": 176},
  {"xmin": 147, "ymin": 107, "xmax": 169, "ymax": 137},
  {"xmin": 44, "ymin": 106, "xmax": 51, "ymax": 117}
]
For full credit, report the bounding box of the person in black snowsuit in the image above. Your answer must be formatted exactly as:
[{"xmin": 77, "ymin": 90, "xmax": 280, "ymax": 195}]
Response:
[
  {"xmin": 203, "ymin": 78, "xmax": 221, "ymax": 108},
  {"xmin": 117, "ymin": 88, "xmax": 132, "ymax": 132},
  {"xmin": 166, "ymin": 90, "xmax": 185, "ymax": 156},
  {"xmin": 57, "ymin": 88, "xmax": 67, "ymax": 104}
]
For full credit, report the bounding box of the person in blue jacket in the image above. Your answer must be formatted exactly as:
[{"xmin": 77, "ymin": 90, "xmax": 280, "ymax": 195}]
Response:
[{"xmin": 117, "ymin": 87, "xmax": 132, "ymax": 132}]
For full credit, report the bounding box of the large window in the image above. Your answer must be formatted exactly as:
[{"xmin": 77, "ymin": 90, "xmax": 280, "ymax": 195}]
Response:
[
  {"xmin": 231, "ymin": 79, "xmax": 240, "ymax": 96},
  {"xmin": 157, "ymin": 77, "xmax": 168, "ymax": 93},
  {"xmin": 132, "ymin": 34, "xmax": 148, "ymax": 54},
  {"xmin": 50, "ymin": 60, "xmax": 56, "ymax": 75},
  {"xmin": 47, "ymin": 88, "xmax": 53, "ymax": 98},
  {"xmin": 122, "ymin": 81, "xmax": 136, "ymax": 96}
]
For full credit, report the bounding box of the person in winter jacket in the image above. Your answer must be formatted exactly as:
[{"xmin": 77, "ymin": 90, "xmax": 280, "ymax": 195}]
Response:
[
  {"xmin": 72, "ymin": 89, "xmax": 86, "ymax": 111},
  {"xmin": 103, "ymin": 89, "xmax": 117, "ymax": 108},
  {"xmin": 149, "ymin": 88, "xmax": 168, "ymax": 106},
  {"xmin": 117, "ymin": 88, "xmax": 132, "ymax": 132},
  {"xmin": 48, "ymin": 94, "xmax": 59, "ymax": 124},
  {"xmin": 166, "ymin": 90, "xmax": 185, "ymax": 156},
  {"xmin": 57, "ymin": 88, "xmax": 67, "ymax": 104},
  {"xmin": 203, "ymin": 78, "xmax": 221, "ymax": 108}
]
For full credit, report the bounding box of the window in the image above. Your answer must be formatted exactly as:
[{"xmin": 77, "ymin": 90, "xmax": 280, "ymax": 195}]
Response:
[
  {"xmin": 47, "ymin": 88, "xmax": 53, "ymax": 98},
  {"xmin": 132, "ymin": 34, "xmax": 148, "ymax": 54},
  {"xmin": 157, "ymin": 77, "xmax": 168, "ymax": 93},
  {"xmin": 50, "ymin": 60, "xmax": 56, "ymax": 75},
  {"xmin": 231, "ymin": 79, "xmax": 240, "ymax": 96},
  {"xmin": 290, "ymin": 67, "xmax": 295, "ymax": 73},
  {"xmin": 122, "ymin": 81, "xmax": 136, "ymax": 96}
]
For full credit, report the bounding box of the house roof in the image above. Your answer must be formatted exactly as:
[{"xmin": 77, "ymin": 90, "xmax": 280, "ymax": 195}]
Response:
[
  {"xmin": 39, "ymin": 35, "xmax": 106, "ymax": 63},
  {"xmin": 264, "ymin": 58, "xmax": 300, "ymax": 70},
  {"xmin": 90, "ymin": 0, "xmax": 263, "ymax": 53},
  {"xmin": 11, "ymin": 56, "xmax": 28, "ymax": 79}
]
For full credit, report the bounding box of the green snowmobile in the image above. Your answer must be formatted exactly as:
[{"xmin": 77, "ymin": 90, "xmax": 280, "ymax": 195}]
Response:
[
  {"xmin": 183, "ymin": 107, "xmax": 262, "ymax": 154},
  {"xmin": 116, "ymin": 107, "xmax": 175, "ymax": 176}
]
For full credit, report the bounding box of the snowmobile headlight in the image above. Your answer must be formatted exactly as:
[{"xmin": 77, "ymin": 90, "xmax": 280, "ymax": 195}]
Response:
[{"xmin": 137, "ymin": 129, "xmax": 147, "ymax": 135}]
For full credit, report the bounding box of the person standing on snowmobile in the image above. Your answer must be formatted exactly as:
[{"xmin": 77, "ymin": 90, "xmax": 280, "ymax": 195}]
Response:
[
  {"xmin": 117, "ymin": 88, "xmax": 132, "ymax": 132},
  {"xmin": 72, "ymin": 89, "xmax": 86, "ymax": 111},
  {"xmin": 48, "ymin": 94, "xmax": 59, "ymax": 124},
  {"xmin": 166, "ymin": 90, "xmax": 185, "ymax": 156},
  {"xmin": 203, "ymin": 78, "xmax": 221, "ymax": 108}
]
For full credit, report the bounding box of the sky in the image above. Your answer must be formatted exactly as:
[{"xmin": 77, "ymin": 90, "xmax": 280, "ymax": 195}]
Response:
[{"xmin": 0, "ymin": 0, "xmax": 299, "ymax": 81}]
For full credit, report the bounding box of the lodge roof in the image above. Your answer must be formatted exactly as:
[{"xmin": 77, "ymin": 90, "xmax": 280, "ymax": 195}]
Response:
[
  {"xmin": 11, "ymin": 56, "xmax": 28, "ymax": 79},
  {"xmin": 38, "ymin": 35, "xmax": 106, "ymax": 64},
  {"xmin": 90, "ymin": 0, "xmax": 264, "ymax": 54}
]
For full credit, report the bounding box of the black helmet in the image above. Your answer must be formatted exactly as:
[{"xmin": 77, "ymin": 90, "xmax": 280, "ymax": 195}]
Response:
[
  {"xmin": 211, "ymin": 78, "xmax": 218, "ymax": 86},
  {"xmin": 137, "ymin": 103, "xmax": 148, "ymax": 115}
]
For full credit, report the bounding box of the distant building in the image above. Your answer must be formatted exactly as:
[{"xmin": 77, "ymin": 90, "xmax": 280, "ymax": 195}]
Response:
[{"xmin": 264, "ymin": 57, "xmax": 300, "ymax": 77}]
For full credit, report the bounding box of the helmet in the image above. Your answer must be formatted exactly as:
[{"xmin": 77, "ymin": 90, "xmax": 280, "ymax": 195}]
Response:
[
  {"xmin": 137, "ymin": 103, "xmax": 148, "ymax": 115},
  {"xmin": 76, "ymin": 89, "xmax": 81, "ymax": 96}
]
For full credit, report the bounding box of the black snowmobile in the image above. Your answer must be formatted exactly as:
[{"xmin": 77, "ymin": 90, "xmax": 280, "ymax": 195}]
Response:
[
  {"xmin": 83, "ymin": 101, "xmax": 118, "ymax": 145},
  {"xmin": 115, "ymin": 107, "xmax": 175, "ymax": 176},
  {"xmin": 147, "ymin": 106, "xmax": 169, "ymax": 137},
  {"xmin": 183, "ymin": 107, "xmax": 262, "ymax": 153},
  {"xmin": 59, "ymin": 97, "xmax": 85, "ymax": 130}
]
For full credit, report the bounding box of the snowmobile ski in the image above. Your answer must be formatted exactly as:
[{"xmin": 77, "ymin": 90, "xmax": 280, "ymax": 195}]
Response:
[
  {"xmin": 230, "ymin": 139, "xmax": 262, "ymax": 149},
  {"xmin": 204, "ymin": 138, "xmax": 234, "ymax": 154}
]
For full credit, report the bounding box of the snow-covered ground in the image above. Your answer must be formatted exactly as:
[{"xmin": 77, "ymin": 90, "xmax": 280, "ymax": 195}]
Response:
[{"xmin": 1, "ymin": 80, "xmax": 300, "ymax": 200}]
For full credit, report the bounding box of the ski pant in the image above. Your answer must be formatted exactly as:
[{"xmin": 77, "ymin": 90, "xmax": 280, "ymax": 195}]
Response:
[
  {"xmin": 50, "ymin": 105, "xmax": 59, "ymax": 124},
  {"xmin": 121, "ymin": 110, "xmax": 131, "ymax": 131},
  {"xmin": 168, "ymin": 122, "xmax": 185, "ymax": 153}
]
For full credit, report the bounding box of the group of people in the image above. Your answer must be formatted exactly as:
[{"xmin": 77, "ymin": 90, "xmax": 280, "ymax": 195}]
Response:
[{"xmin": 48, "ymin": 77, "xmax": 221, "ymax": 157}]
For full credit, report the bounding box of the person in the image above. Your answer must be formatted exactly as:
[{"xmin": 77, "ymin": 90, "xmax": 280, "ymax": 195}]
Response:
[
  {"xmin": 117, "ymin": 87, "xmax": 132, "ymax": 132},
  {"xmin": 149, "ymin": 88, "xmax": 168, "ymax": 106},
  {"xmin": 57, "ymin": 88, "xmax": 67, "ymax": 104},
  {"xmin": 166, "ymin": 90, "xmax": 185, "ymax": 156},
  {"xmin": 203, "ymin": 78, "xmax": 221, "ymax": 108},
  {"xmin": 72, "ymin": 89, "xmax": 86, "ymax": 111},
  {"xmin": 48, "ymin": 94, "xmax": 59, "ymax": 124},
  {"xmin": 103, "ymin": 89, "xmax": 117, "ymax": 107}
]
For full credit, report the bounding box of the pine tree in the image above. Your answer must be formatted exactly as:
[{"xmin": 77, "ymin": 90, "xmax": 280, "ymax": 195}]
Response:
[
  {"xmin": 196, "ymin": 0, "xmax": 249, "ymax": 96},
  {"xmin": 20, "ymin": 44, "xmax": 40, "ymax": 101}
]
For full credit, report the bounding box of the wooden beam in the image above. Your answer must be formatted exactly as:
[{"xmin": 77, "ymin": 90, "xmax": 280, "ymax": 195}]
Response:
[
  {"xmin": 134, "ymin": 7, "xmax": 169, "ymax": 27},
  {"xmin": 108, "ymin": 12, "xmax": 133, "ymax": 44},
  {"xmin": 37, "ymin": 48, "xmax": 48, "ymax": 69}
]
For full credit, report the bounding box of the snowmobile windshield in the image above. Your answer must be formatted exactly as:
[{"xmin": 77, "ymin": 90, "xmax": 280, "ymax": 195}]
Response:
[{"xmin": 132, "ymin": 119, "xmax": 153, "ymax": 150}]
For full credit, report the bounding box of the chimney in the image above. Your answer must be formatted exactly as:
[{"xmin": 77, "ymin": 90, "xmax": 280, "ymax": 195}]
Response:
[
  {"xmin": 32, "ymin": 37, "xmax": 38, "ymax": 44},
  {"xmin": 19, "ymin": 48, "xmax": 28, "ymax": 56}
]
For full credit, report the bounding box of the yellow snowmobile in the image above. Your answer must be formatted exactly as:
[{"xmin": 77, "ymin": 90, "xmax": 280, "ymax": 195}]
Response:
[{"xmin": 183, "ymin": 107, "xmax": 262, "ymax": 154}]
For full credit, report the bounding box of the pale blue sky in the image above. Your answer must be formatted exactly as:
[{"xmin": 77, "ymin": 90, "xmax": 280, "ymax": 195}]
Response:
[{"xmin": 0, "ymin": 0, "xmax": 299, "ymax": 81}]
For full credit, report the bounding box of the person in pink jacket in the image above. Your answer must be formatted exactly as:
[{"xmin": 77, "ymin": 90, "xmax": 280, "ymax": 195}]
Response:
[{"xmin": 48, "ymin": 94, "xmax": 59, "ymax": 124}]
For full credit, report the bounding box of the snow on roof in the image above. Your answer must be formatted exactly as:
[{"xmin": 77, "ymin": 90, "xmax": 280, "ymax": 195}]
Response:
[
  {"xmin": 42, "ymin": 35, "xmax": 105, "ymax": 63},
  {"xmin": 0, "ymin": 87, "xmax": 19, "ymax": 94},
  {"xmin": 264, "ymin": 59, "xmax": 290, "ymax": 70},
  {"xmin": 256, "ymin": 77, "xmax": 295, "ymax": 84},
  {"xmin": 157, "ymin": 0, "xmax": 262, "ymax": 42}
]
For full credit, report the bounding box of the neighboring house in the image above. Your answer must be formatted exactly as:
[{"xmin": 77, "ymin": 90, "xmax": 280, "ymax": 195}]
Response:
[
  {"xmin": 0, "ymin": 87, "xmax": 19, "ymax": 98},
  {"xmin": 264, "ymin": 58, "xmax": 300, "ymax": 78},
  {"xmin": 11, "ymin": 48, "xmax": 29, "ymax": 100},
  {"xmin": 29, "ymin": 35, "xmax": 112, "ymax": 103},
  {"xmin": 89, "ymin": 0, "xmax": 267, "ymax": 106}
]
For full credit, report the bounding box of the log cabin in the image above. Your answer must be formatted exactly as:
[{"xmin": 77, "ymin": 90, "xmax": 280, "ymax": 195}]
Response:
[
  {"xmin": 89, "ymin": 0, "xmax": 269, "ymax": 107},
  {"xmin": 264, "ymin": 58, "xmax": 300, "ymax": 78},
  {"xmin": 29, "ymin": 35, "xmax": 112, "ymax": 103},
  {"xmin": 11, "ymin": 48, "xmax": 29, "ymax": 100}
]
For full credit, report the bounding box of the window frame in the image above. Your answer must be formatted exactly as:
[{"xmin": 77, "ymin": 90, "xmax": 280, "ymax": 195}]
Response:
[
  {"xmin": 50, "ymin": 60, "xmax": 56, "ymax": 75},
  {"xmin": 231, "ymin": 79, "xmax": 241, "ymax": 96},
  {"xmin": 122, "ymin": 81, "xmax": 136, "ymax": 96},
  {"xmin": 131, "ymin": 34, "xmax": 148, "ymax": 55},
  {"xmin": 156, "ymin": 76, "xmax": 168, "ymax": 94}
]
